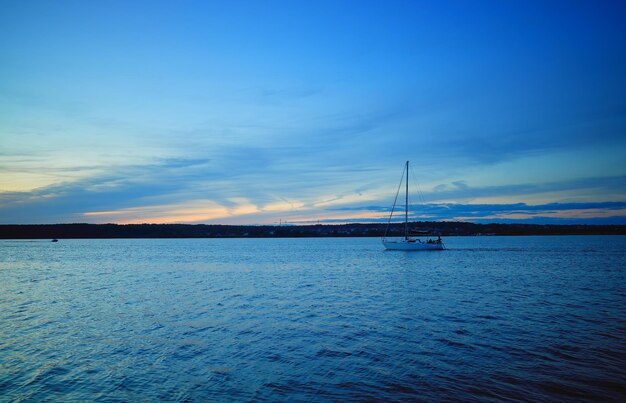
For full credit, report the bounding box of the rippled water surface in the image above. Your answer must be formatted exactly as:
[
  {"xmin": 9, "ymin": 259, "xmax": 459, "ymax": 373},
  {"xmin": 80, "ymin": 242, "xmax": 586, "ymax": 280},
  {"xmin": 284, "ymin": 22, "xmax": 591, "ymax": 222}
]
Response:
[{"xmin": 1, "ymin": 236, "xmax": 625, "ymax": 401}]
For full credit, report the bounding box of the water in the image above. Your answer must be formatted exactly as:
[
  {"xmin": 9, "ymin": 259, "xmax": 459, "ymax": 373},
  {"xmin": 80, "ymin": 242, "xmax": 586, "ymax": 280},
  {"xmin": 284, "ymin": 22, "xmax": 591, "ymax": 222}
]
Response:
[{"xmin": 1, "ymin": 236, "xmax": 625, "ymax": 401}]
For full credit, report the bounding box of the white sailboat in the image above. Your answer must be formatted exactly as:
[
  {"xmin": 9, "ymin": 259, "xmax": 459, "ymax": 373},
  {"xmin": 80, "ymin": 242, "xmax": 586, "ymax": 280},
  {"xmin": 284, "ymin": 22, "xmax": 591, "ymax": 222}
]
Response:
[{"xmin": 382, "ymin": 161, "xmax": 445, "ymax": 251}]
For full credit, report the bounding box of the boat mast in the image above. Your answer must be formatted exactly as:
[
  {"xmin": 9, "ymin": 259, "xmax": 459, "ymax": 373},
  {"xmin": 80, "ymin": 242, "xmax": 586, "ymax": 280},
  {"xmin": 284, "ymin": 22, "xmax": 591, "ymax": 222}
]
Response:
[{"xmin": 405, "ymin": 160, "xmax": 409, "ymax": 239}]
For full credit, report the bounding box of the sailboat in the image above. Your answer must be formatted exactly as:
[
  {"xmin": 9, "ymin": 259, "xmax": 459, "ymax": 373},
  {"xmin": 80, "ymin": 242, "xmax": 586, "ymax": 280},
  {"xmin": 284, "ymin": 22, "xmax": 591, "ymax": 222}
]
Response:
[{"xmin": 382, "ymin": 161, "xmax": 445, "ymax": 251}]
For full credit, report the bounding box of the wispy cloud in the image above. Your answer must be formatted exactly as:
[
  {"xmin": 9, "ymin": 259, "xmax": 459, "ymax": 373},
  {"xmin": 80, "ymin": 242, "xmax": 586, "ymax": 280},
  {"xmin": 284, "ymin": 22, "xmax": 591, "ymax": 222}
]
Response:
[
  {"xmin": 323, "ymin": 201, "xmax": 626, "ymax": 224},
  {"xmin": 427, "ymin": 176, "xmax": 626, "ymax": 202},
  {"xmin": 2, "ymin": 150, "xmax": 626, "ymax": 225}
]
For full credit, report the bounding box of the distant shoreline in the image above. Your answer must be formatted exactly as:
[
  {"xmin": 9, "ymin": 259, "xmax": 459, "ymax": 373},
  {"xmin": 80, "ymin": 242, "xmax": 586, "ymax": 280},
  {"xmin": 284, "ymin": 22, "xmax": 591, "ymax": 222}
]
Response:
[{"xmin": 1, "ymin": 222, "xmax": 625, "ymax": 239}]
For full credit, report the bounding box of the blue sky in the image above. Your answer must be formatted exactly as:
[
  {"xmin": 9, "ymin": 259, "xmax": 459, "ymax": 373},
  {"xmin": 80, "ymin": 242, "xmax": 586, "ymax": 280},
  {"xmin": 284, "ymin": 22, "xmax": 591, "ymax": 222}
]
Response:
[{"xmin": 1, "ymin": 0, "xmax": 625, "ymax": 225}]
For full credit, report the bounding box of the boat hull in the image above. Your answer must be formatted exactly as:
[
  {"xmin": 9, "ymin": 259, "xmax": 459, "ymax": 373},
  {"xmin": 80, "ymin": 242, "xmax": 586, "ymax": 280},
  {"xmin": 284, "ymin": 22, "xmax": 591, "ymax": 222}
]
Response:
[{"xmin": 382, "ymin": 238, "xmax": 444, "ymax": 251}]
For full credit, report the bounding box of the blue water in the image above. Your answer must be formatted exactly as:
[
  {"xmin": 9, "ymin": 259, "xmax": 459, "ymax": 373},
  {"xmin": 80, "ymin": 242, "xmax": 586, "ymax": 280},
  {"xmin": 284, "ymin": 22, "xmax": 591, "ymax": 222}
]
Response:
[{"xmin": 1, "ymin": 236, "xmax": 625, "ymax": 401}]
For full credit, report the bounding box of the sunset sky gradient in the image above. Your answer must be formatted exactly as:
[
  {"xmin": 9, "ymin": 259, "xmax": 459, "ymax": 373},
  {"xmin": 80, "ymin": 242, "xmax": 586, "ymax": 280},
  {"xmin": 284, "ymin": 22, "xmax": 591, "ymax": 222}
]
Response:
[{"xmin": 1, "ymin": 0, "xmax": 625, "ymax": 225}]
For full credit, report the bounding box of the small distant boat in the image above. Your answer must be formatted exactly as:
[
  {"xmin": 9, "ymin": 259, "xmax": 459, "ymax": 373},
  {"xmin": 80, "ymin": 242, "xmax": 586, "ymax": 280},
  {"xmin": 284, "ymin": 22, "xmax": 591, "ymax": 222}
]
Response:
[
  {"xmin": 382, "ymin": 161, "xmax": 445, "ymax": 251},
  {"xmin": 51, "ymin": 239, "xmax": 59, "ymax": 242}
]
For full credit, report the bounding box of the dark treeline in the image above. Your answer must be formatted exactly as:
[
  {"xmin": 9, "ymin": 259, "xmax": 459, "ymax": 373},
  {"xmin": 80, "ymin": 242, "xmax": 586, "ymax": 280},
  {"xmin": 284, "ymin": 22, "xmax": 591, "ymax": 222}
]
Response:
[{"xmin": 1, "ymin": 222, "xmax": 625, "ymax": 239}]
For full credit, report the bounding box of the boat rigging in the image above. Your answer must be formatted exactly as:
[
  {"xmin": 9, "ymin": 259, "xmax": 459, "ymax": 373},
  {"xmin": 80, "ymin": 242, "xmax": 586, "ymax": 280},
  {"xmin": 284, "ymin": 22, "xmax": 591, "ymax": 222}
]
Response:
[{"xmin": 382, "ymin": 161, "xmax": 445, "ymax": 251}]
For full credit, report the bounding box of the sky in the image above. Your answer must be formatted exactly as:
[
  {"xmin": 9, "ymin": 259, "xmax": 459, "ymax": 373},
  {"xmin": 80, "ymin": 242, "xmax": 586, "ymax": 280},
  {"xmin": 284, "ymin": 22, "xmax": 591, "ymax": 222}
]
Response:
[{"xmin": 1, "ymin": 0, "xmax": 625, "ymax": 225}]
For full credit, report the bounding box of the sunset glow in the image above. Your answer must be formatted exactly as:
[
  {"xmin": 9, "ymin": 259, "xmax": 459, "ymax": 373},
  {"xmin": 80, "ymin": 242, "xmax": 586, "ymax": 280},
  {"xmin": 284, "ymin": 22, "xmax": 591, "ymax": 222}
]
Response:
[{"xmin": 1, "ymin": 1, "xmax": 625, "ymax": 225}]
